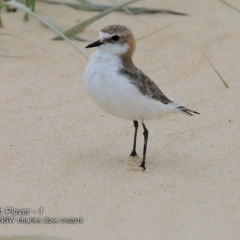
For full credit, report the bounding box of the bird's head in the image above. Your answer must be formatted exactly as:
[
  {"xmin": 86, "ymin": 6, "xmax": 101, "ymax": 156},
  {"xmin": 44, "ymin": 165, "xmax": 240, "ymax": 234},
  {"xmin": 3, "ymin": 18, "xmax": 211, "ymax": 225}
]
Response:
[{"xmin": 86, "ymin": 24, "xmax": 136, "ymax": 58}]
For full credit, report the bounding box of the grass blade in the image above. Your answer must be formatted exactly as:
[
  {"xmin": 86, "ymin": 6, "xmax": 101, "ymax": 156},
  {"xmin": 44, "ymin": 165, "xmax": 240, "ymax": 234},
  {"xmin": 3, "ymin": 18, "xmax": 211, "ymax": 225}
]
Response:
[
  {"xmin": 24, "ymin": 0, "xmax": 36, "ymax": 21},
  {"xmin": 219, "ymin": 0, "xmax": 240, "ymax": 13},
  {"xmin": 201, "ymin": 49, "xmax": 229, "ymax": 88},
  {"xmin": 137, "ymin": 20, "xmax": 176, "ymax": 41},
  {"xmin": 111, "ymin": 0, "xmax": 134, "ymax": 15},
  {"xmin": 52, "ymin": 0, "xmax": 139, "ymax": 40},
  {"xmin": 0, "ymin": 5, "xmax": 4, "ymax": 27},
  {"xmin": 74, "ymin": 36, "xmax": 91, "ymax": 42},
  {"xmin": 41, "ymin": 0, "xmax": 188, "ymax": 15},
  {"xmin": 0, "ymin": 32, "xmax": 31, "ymax": 41},
  {"xmin": 0, "ymin": 32, "xmax": 52, "ymax": 58},
  {"xmin": 24, "ymin": 0, "xmax": 30, "ymax": 21},
  {"xmin": 0, "ymin": 1, "xmax": 88, "ymax": 60},
  {"xmin": 40, "ymin": 17, "xmax": 64, "ymax": 32}
]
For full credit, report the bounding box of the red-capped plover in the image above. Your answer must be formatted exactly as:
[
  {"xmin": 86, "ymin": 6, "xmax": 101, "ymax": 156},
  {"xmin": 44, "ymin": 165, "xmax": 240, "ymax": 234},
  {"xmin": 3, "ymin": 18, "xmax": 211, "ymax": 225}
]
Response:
[{"xmin": 84, "ymin": 25, "xmax": 199, "ymax": 171}]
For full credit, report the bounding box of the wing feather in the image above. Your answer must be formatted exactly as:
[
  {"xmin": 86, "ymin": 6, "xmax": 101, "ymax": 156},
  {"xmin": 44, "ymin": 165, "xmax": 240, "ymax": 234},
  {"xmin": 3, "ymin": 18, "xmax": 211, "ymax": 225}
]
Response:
[
  {"xmin": 119, "ymin": 66, "xmax": 171, "ymax": 104},
  {"xmin": 119, "ymin": 65, "xmax": 200, "ymax": 115}
]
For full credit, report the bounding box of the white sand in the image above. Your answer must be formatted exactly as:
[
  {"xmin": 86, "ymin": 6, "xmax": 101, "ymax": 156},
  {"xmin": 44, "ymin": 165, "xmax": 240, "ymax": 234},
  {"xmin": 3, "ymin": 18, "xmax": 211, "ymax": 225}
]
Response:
[{"xmin": 1, "ymin": 0, "xmax": 240, "ymax": 239}]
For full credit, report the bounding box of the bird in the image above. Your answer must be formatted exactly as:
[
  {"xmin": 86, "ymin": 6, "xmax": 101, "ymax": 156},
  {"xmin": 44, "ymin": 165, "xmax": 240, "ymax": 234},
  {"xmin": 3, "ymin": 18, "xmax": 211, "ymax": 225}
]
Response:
[{"xmin": 83, "ymin": 24, "xmax": 199, "ymax": 171}]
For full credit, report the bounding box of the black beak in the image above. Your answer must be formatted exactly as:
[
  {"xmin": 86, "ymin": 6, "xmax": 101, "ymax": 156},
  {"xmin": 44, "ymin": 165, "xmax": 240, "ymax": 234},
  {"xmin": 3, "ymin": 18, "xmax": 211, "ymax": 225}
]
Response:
[{"xmin": 85, "ymin": 39, "xmax": 104, "ymax": 48}]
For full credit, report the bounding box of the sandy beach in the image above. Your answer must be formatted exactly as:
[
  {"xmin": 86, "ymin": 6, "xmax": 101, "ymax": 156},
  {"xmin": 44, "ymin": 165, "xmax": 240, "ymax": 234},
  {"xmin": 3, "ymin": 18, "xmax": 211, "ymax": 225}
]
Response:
[{"xmin": 1, "ymin": 0, "xmax": 240, "ymax": 239}]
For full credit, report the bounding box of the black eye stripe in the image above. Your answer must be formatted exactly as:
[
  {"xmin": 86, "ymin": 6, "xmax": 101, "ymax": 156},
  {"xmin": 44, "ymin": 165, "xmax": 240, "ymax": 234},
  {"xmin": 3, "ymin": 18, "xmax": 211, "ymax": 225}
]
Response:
[{"xmin": 111, "ymin": 35, "xmax": 119, "ymax": 41}]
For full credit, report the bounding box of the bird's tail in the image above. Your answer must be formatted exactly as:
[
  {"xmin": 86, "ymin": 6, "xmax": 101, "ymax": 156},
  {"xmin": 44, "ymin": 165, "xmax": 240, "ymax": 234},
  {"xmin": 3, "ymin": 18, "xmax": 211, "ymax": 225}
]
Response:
[{"xmin": 177, "ymin": 105, "xmax": 200, "ymax": 116}]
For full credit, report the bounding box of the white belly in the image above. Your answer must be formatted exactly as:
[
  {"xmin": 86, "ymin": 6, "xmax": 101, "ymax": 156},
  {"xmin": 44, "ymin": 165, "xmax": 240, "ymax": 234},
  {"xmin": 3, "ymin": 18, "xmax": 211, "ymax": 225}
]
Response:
[{"xmin": 83, "ymin": 51, "xmax": 177, "ymax": 121}]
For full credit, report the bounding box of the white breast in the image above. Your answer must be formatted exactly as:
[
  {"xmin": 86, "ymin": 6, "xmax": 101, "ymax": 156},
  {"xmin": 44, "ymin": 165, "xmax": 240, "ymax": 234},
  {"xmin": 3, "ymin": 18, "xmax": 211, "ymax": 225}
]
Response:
[{"xmin": 83, "ymin": 51, "xmax": 177, "ymax": 121}]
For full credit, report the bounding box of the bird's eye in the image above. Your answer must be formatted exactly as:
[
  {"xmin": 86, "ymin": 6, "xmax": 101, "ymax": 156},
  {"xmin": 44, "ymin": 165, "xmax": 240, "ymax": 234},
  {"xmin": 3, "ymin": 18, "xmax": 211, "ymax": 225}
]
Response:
[{"xmin": 111, "ymin": 35, "xmax": 119, "ymax": 41}]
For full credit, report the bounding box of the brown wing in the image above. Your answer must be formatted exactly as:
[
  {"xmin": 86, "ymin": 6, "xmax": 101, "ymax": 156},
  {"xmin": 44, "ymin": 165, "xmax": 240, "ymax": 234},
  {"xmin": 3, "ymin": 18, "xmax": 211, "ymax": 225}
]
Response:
[
  {"xmin": 119, "ymin": 65, "xmax": 200, "ymax": 115},
  {"xmin": 119, "ymin": 66, "xmax": 172, "ymax": 104}
]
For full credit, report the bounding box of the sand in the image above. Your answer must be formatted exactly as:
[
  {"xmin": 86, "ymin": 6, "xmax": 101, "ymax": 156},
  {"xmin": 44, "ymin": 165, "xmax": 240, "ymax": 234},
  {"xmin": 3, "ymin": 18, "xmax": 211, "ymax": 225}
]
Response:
[{"xmin": 1, "ymin": 0, "xmax": 240, "ymax": 239}]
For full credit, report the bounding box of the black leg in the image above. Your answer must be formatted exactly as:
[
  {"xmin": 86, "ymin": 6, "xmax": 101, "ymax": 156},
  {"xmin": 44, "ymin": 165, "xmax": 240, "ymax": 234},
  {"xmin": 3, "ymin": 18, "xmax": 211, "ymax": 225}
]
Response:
[
  {"xmin": 130, "ymin": 120, "xmax": 138, "ymax": 157},
  {"xmin": 140, "ymin": 123, "xmax": 148, "ymax": 171}
]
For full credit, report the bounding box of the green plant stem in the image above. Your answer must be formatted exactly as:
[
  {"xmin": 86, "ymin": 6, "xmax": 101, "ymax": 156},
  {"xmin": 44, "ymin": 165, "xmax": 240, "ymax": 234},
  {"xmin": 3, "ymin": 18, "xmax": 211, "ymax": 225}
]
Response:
[
  {"xmin": 219, "ymin": 0, "xmax": 240, "ymax": 13},
  {"xmin": 201, "ymin": 49, "xmax": 229, "ymax": 88},
  {"xmin": 52, "ymin": 0, "xmax": 139, "ymax": 40},
  {"xmin": 0, "ymin": 1, "xmax": 88, "ymax": 60},
  {"xmin": 41, "ymin": 0, "xmax": 188, "ymax": 15}
]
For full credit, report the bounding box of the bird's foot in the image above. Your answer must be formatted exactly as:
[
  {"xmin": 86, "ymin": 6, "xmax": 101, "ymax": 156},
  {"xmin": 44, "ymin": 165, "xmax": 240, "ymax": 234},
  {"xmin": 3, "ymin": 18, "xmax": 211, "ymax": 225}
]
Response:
[
  {"xmin": 140, "ymin": 161, "xmax": 146, "ymax": 171},
  {"xmin": 130, "ymin": 150, "xmax": 138, "ymax": 157}
]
